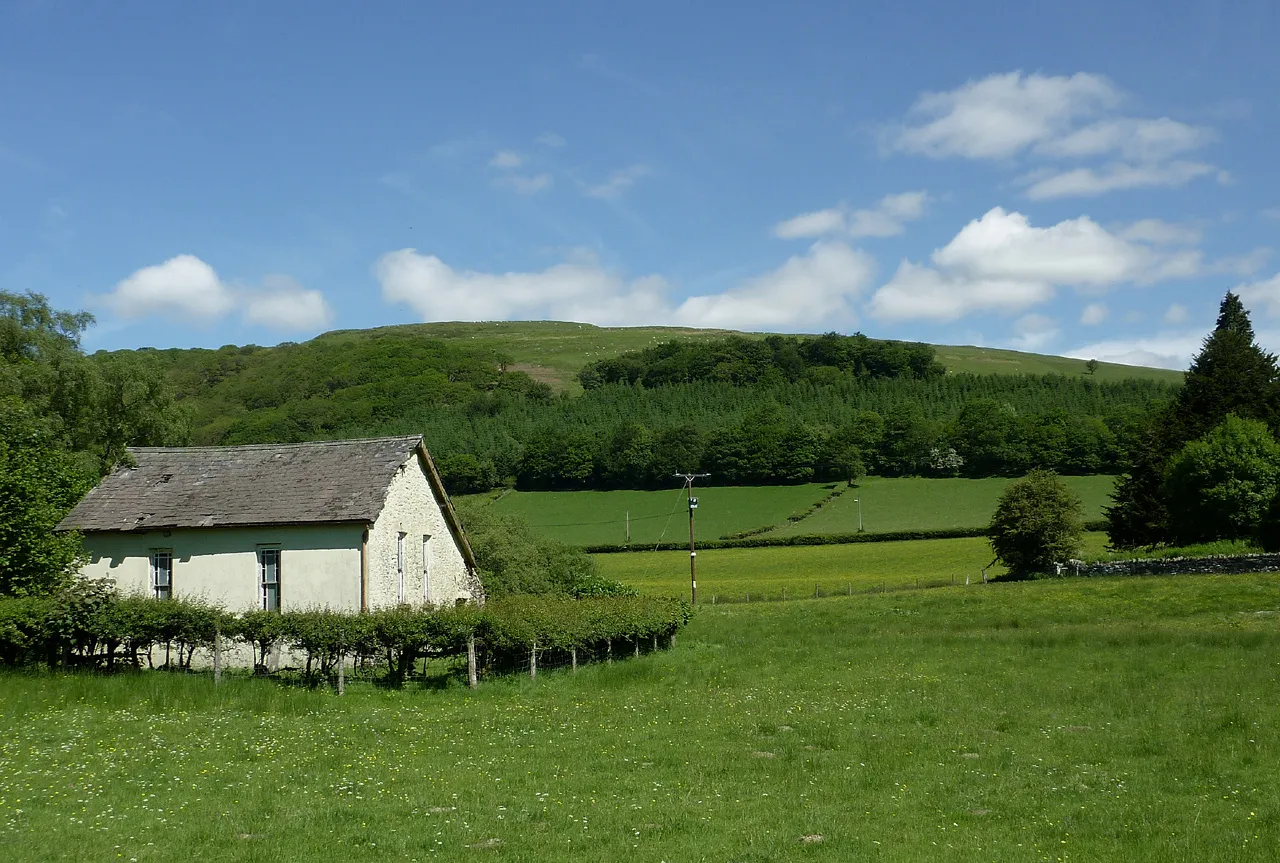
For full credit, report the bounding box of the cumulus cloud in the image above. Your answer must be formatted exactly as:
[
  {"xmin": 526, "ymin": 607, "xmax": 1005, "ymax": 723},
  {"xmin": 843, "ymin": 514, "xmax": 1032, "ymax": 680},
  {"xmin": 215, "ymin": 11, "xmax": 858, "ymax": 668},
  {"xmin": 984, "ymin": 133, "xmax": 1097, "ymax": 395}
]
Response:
[
  {"xmin": 889, "ymin": 71, "xmax": 1220, "ymax": 199},
  {"xmin": 1119, "ymin": 219, "xmax": 1203, "ymax": 245},
  {"xmin": 1010, "ymin": 313, "xmax": 1059, "ymax": 352},
  {"xmin": 1237, "ymin": 272, "xmax": 1280, "ymax": 318},
  {"xmin": 1163, "ymin": 303, "xmax": 1189, "ymax": 324},
  {"xmin": 488, "ymin": 150, "xmax": 523, "ymax": 169},
  {"xmin": 1021, "ymin": 160, "xmax": 1218, "ymax": 200},
  {"xmin": 1068, "ymin": 326, "xmax": 1280, "ymax": 370},
  {"xmin": 774, "ymin": 191, "xmax": 929, "ymax": 239},
  {"xmin": 867, "ymin": 207, "xmax": 1208, "ymax": 323},
  {"xmin": 585, "ymin": 164, "xmax": 649, "ymax": 199},
  {"xmin": 375, "ymin": 242, "xmax": 873, "ymax": 332},
  {"xmin": 98, "ymin": 255, "xmax": 331, "ymax": 331},
  {"xmin": 1080, "ymin": 302, "xmax": 1108, "ymax": 325}
]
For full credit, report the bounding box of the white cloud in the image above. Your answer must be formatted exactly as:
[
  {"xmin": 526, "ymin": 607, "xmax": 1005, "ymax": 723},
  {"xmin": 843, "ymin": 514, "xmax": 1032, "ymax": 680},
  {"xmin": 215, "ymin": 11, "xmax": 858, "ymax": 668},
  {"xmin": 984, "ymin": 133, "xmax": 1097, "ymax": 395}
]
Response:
[
  {"xmin": 1119, "ymin": 219, "xmax": 1202, "ymax": 245},
  {"xmin": 774, "ymin": 191, "xmax": 929, "ymax": 239},
  {"xmin": 535, "ymin": 132, "xmax": 567, "ymax": 148},
  {"xmin": 774, "ymin": 208, "xmax": 846, "ymax": 239},
  {"xmin": 375, "ymin": 242, "xmax": 873, "ymax": 332},
  {"xmin": 890, "ymin": 71, "xmax": 1220, "ymax": 199},
  {"xmin": 99, "ymin": 255, "xmax": 331, "ymax": 332},
  {"xmin": 673, "ymin": 242, "xmax": 875, "ymax": 329},
  {"xmin": 489, "ymin": 150, "xmax": 524, "ymax": 169},
  {"xmin": 1010, "ymin": 313, "xmax": 1059, "ymax": 351},
  {"xmin": 868, "ymin": 260, "xmax": 1052, "ymax": 322},
  {"xmin": 867, "ymin": 207, "xmax": 1206, "ymax": 323},
  {"xmin": 585, "ymin": 164, "xmax": 649, "ymax": 199},
  {"xmin": 1238, "ymin": 272, "xmax": 1280, "ymax": 318},
  {"xmin": 493, "ymin": 172, "xmax": 553, "ymax": 195},
  {"xmin": 242, "ymin": 276, "xmax": 334, "ymax": 330},
  {"xmin": 1163, "ymin": 303, "xmax": 1189, "ymax": 324},
  {"xmin": 1080, "ymin": 302, "xmax": 1108, "ymax": 325},
  {"xmin": 931, "ymin": 207, "xmax": 1166, "ymax": 288},
  {"xmin": 892, "ymin": 71, "xmax": 1118, "ymax": 159},
  {"xmin": 1065, "ymin": 332, "xmax": 1204, "ymax": 370},
  {"xmin": 1021, "ymin": 160, "xmax": 1217, "ymax": 200},
  {"xmin": 1036, "ymin": 117, "xmax": 1213, "ymax": 162},
  {"xmin": 102, "ymin": 255, "xmax": 236, "ymax": 320}
]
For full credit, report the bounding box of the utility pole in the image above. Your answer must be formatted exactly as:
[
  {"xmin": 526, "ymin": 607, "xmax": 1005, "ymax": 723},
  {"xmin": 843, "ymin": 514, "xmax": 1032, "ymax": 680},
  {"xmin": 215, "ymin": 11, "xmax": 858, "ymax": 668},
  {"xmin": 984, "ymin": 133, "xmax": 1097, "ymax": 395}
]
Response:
[
  {"xmin": 675, "ymin": 472, "xmax": 710, "ymax": 605},
  {"xmin": 854, "ymin": 497, "xmax": 863, "ymax": 532}
]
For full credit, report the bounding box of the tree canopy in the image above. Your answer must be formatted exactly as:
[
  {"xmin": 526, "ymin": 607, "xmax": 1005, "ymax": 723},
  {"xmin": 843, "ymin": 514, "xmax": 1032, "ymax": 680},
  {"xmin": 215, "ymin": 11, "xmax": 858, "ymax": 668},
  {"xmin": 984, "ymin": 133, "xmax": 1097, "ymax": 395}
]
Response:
[{"xmin": 988, "ymin": 469, "xmax": 1085, "ymax": 576}]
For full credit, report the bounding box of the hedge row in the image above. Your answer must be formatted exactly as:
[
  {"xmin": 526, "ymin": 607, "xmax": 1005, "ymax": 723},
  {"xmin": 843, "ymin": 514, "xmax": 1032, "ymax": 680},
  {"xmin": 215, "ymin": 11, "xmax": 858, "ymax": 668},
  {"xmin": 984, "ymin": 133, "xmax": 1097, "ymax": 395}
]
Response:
[
  {"xmin": 584, "ymin": 520, "xmax": 1109, "ymax": 553},
  {"xmin": 0, "ymin": 581, "xmax": 691, "ymax": 686}
]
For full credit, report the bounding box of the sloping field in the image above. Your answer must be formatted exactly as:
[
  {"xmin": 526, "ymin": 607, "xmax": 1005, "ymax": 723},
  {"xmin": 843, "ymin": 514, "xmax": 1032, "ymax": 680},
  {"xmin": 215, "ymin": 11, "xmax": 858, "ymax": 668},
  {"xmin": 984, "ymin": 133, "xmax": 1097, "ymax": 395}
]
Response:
[
  {"xmin": 469, "ymin": 483, "xmax": 835, "ymax": 546},
  {"xmin": 3, "ymin": 572, "xmax": 1277, "ymax": 862},
  {"xmin": 767, "ymin": 474, "xmax": 1116, "ymax": 537}
]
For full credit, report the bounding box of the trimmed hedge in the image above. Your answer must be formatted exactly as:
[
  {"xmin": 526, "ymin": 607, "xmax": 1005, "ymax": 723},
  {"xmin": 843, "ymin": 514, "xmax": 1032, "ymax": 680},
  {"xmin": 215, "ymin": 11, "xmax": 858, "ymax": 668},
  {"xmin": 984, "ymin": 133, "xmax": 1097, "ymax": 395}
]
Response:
[
  {"xmin": 584, "ymin": 519, "xmax": 1109, "ymax": 553},
  {"xmin": 0, "ymin": 581, "xmax": 691, "ymax": 687}
]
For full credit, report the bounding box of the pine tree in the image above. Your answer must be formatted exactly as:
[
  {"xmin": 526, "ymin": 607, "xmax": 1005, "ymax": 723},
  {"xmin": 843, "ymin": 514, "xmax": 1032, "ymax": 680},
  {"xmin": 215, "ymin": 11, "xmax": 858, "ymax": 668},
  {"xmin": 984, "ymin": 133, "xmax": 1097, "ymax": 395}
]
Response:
[{"xmin": 1107, "ymin": 292, "xmax": 1280, "ymax": 548}]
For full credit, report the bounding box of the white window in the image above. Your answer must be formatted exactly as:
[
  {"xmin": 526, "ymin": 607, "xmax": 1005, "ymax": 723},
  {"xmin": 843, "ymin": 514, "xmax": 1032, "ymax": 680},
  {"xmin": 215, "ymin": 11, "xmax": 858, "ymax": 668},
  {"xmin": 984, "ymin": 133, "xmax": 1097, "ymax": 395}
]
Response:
[
  {"xmin": 259, "ymin": 548, "xmax": 281, "ymax": 612},
  {"xmin": 396, "ymin": 532, "xmax": 406, "ymax": 604},
  {"xmin": 422, "ymin": 535, "xmax": 432, "ymax": 601},
  {"xmin": 151, "ymin": 551, "xmax": 173, "ymax": 600}
]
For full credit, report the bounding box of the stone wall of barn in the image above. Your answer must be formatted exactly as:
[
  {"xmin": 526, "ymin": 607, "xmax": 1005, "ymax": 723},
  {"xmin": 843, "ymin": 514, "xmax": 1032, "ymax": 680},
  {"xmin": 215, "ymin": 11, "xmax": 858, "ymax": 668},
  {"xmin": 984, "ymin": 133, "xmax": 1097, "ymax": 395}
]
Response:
[{"xmin": 365, "ymin": 451, "xmax": 479, "ymax": 609}]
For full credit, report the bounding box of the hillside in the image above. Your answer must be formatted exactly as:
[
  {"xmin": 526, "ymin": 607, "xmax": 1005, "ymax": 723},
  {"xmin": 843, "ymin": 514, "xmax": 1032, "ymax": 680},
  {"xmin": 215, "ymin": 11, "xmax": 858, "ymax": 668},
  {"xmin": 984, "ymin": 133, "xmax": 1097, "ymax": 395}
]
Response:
[{"xmin": 320, "ymin": 320, "xmax": 1185, "ymax": 391}]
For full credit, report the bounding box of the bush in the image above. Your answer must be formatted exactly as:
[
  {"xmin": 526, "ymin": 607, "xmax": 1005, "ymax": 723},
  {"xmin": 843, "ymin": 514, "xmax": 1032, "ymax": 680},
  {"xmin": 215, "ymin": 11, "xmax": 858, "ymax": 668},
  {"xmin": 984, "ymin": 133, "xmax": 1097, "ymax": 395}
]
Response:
[
  {"xmin": 1258, "ymin": 492, "xmax": 1280, "ymax": 553},
  {"xmin": 1164, "ymin": 415, "xmax": 1280, "ymax": 544},
  {"xmin": 988, "ymin": 469, "xmax": 1084, "ymax": 576}
]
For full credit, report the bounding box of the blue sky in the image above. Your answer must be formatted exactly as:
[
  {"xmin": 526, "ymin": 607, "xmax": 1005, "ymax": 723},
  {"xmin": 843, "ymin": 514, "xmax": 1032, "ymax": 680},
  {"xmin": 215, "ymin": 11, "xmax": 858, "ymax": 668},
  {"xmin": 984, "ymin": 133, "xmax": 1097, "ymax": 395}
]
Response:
[{"xmin": 2, "ymin": 0, "xmax": 1278, "ymax": 368}]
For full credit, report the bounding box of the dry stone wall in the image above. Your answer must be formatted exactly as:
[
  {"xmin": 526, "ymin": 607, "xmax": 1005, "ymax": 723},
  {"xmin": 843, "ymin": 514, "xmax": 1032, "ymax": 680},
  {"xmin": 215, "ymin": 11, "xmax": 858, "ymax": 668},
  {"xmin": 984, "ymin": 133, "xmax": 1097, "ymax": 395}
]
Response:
[{"xmin": 1056, "ymin": 553, "xmax": 1280, "ymax": 578}]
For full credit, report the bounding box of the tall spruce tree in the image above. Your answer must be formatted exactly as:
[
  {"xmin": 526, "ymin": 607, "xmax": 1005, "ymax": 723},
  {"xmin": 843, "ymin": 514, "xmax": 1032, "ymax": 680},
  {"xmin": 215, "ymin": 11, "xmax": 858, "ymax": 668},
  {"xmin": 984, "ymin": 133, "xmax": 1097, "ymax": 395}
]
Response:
[{"xmin": 1106, "ymin": 292, "xmax": 1280, "ymax": 547}]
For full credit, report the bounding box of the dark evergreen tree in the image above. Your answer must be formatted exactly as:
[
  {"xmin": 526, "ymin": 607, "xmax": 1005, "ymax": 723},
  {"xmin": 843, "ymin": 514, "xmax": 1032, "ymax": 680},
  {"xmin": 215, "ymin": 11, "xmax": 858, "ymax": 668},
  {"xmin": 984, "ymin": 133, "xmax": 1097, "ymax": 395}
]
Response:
[{"xmin": 1107, "ymin": 293, "xmax": 1280, "ymax": 547}]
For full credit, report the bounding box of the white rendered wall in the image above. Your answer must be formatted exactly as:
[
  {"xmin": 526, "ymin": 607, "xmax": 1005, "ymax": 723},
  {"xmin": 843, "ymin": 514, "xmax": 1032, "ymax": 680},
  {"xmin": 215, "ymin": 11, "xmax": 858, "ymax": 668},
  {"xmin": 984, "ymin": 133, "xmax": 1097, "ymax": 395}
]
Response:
[
  {"xmin": 79, "ymin": 524, "xmax": 364, "ymax": 612},
  {"xmin": 365, "ymin": 453, "xmax": 475, "ymax": 608}
]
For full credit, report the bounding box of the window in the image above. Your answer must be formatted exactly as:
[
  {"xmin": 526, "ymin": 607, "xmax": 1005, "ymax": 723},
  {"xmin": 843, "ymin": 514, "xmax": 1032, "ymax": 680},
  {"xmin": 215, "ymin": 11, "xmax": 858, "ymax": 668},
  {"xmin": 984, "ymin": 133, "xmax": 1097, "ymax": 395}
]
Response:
[
  {"xmin": 260, "ymin": 548, "xmax": 281, "ymax": 612},
  {"xmin": 396, "ymin": 532, "xmax": 407, "ymax": 604},
  {"xmin": 422, "ymin": 535, "xmax": 432, "ymax": 601},
  {"xmin": 151, "ymin": 551, "xmax": 173, "ymax": 600}
]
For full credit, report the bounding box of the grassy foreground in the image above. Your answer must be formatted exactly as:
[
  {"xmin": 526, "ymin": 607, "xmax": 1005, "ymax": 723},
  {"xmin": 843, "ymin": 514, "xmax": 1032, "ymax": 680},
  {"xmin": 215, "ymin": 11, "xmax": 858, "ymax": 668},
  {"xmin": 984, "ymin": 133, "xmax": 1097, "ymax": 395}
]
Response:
[{"xmin": 2, "ymin": 573, "xmax": 1278, "ymax": 861}]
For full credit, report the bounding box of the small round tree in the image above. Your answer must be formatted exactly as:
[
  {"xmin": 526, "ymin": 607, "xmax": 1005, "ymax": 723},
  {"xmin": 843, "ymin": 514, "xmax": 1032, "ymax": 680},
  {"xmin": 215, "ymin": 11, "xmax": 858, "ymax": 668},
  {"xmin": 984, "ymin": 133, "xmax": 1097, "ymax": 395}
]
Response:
[
  {"xmin": 1164, "ymin": 415, "xmax": 1280, "ymax": 544},
  {"xmin": 988, "ymin": 469, "xmax": 1084, "ymax": 577}
]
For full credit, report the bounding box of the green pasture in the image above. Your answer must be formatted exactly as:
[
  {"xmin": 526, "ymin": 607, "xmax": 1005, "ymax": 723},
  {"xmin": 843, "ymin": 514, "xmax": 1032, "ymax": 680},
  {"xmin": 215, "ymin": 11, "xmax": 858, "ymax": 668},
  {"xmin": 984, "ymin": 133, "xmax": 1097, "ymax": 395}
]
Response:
[
  {"xmin": 766, "ymin": 474, "xmax": 1117, "ymax": 537},
  {"xmin": 469, "ymin": 483, "xmax": 835, "ymax": 546},
  {"xmin": 4, "ymin": 572, "xmax": 1278, "ymax": 861},
  {"xmin": 595, "ymin": 534, "xmax": 1108, "ymax": 600},
  {"xmin": 473, "ymin": 475, "xmax": 1117, "ymax": 547}
]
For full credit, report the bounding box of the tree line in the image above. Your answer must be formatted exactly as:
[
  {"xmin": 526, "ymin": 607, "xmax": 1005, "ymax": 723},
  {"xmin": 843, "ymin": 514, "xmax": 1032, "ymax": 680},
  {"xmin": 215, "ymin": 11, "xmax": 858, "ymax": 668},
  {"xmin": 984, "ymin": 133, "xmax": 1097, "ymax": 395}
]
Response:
[{"xmin": 578, "ymin": 332, "xmax": 943, "ymax": 388}]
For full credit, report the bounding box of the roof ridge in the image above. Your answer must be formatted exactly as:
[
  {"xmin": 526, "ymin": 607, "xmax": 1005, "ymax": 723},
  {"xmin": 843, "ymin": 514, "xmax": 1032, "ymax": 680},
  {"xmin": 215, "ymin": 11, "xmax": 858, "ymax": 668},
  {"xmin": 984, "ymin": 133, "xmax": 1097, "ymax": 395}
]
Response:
[{"xmin": 129, "ymin": 435, "xmax": 423, "ymax": 454}]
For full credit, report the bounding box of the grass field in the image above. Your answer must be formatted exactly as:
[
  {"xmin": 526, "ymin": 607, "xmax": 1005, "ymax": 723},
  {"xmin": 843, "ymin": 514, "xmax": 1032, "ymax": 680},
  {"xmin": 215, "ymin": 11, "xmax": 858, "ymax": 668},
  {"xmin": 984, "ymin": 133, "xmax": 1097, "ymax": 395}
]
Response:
[
  {"xmin": 4, "ymin": 572, "xmax": 1278, "ymax": 861},
  {"xmin": 594, "ymin": 534, "xmax": 1110, "ymax": 600},
  {"xmin": 471, "ymin": 476, "xmax": 1117, "ymax": 547},
  {"xmin": 766, "ymin": 475, "xmax": 1117, "ymax": 537},
  {"xmin": 326, "ymin": 321, "xmax": 1184, "ymax": 391},
  {"xmin": 467, "ymin": 483, "xmax": 836, "ymax": 546}
]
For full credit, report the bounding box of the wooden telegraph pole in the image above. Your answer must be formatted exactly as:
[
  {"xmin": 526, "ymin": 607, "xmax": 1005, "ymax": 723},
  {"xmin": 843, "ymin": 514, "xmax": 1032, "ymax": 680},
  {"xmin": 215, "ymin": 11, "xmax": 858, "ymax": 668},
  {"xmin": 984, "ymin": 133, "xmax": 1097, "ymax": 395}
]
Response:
[{"xmin": 675, "ymin": 473, "xmax": 710, "ymax": 605}]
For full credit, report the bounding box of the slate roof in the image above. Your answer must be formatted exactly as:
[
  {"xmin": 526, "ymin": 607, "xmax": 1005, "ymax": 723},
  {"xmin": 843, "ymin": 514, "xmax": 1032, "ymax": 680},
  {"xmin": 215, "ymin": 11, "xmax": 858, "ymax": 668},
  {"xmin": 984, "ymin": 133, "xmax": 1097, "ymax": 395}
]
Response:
[{"xmin": 57, "ymin": 436, "xmax": 430, "ymax": 532}]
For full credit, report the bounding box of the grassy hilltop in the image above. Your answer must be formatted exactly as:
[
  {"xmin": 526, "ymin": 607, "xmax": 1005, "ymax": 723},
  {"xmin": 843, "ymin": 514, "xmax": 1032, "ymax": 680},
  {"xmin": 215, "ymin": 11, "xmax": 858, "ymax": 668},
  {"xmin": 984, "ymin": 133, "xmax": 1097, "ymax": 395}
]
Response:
[{"xmin": 323, "ymin": 320, "xmax": 1184, "ymax": 392}]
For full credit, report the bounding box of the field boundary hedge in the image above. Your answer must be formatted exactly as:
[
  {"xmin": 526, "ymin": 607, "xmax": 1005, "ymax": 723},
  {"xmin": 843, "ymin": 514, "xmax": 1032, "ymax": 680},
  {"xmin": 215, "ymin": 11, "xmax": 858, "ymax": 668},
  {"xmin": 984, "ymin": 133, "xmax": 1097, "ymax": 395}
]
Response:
[
  {"xmin": 0, "ymin": 582, "xmax": 691, "ymax": 689},
  {"xmin": 586, "ymin": 520, "xmax": 1109, "ymax": 553}
]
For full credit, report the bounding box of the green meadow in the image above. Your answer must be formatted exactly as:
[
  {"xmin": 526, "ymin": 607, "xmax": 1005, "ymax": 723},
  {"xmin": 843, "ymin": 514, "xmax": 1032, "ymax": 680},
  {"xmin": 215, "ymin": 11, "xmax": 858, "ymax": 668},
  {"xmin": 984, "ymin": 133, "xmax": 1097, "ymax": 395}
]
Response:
[
  {"xmin": 471, "ymin": 475, "xmax": 1117, "ymax": 547},
  {"xmin": 3, "ymin": 573, "xmax": 1278, "ymax": 862}
]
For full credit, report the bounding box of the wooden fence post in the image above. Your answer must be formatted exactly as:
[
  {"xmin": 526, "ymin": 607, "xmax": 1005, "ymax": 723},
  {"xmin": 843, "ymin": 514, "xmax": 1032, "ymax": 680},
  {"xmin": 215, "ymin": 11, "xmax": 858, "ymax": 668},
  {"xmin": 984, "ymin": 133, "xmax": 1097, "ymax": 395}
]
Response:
[
  {"xmin": 337, "ymin": 653, "xmax": 345, "ymax": 696},
  {"xmin": 606, "ymin": 638, "xmax": 612, "ymax": 664},
  {"xmin": 571, "ymin": 646, "xmax": 577, "ymax": 673},
  {"xmin": 212, "ymin": 626, "xmax": 222, "ymax": 686},
  {"xmin": 634, "ymin": 635, "xmax": 640, "ymax": 658},
  {"xmin": 529, "ymin": 641, "xmax": 537, "ymax": 680},
  {"xmin": 467, "ymin": 634, "xmax": 478, "ymax": 690},
  {"xmin": 814, "ymin": 583, "xmax": 819, "ymax": 599},
  {"xmin": 652, "ymin": 633, "xmax": 658, "ymax": 651}
]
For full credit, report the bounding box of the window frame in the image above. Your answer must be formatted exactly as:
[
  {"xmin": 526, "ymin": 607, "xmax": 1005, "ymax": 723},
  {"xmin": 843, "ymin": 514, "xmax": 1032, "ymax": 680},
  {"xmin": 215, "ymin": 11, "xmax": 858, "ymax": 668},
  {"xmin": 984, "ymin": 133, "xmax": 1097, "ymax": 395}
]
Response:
[
  {"xmin": 151, "ymin": 550, "xmax": 173, "ymax": 600},
  {"xmin": 259, "ymin": 547, "xmax": 282, "ymax": 612}
]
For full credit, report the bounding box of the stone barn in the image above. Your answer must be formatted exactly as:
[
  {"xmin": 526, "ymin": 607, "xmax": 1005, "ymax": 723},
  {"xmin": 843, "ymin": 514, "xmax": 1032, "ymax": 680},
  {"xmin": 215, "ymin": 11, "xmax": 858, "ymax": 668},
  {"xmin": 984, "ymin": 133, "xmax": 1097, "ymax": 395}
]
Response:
[{"xmin": 57, "ymin": 435, "xmax": 484, "ymax": 612}]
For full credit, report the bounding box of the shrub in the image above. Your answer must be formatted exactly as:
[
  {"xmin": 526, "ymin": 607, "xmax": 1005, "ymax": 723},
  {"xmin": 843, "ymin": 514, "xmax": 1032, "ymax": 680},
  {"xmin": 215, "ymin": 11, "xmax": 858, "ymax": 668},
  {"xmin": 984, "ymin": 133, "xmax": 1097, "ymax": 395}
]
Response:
[
  {"xmin": 1164, "ymin": 415, "xmax": 1280, "ymax": 544},
  {"xmin": 988, "ymin": 469, "xmax": 1084, "ymax": 576}
]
